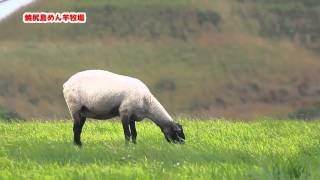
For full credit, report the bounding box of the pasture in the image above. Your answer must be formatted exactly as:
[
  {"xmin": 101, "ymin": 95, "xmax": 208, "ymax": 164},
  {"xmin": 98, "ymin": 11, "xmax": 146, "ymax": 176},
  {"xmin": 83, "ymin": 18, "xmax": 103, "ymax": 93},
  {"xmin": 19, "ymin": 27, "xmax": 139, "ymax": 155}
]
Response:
[
  {"xmin": 1, "ymin": 0, "xmax": 320, "ymax": 120},
  {"xmin": 0, "ymin": 119, "xmax": 319, "ymax": 179}
]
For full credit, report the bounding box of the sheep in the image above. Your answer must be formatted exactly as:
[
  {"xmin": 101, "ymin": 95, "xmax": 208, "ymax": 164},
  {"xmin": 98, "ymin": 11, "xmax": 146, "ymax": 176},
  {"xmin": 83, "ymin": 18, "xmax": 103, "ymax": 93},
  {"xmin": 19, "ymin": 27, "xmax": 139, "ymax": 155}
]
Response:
[{"xmin": 63, "ymin": 70, "xmax": 185, "ymax": 146}]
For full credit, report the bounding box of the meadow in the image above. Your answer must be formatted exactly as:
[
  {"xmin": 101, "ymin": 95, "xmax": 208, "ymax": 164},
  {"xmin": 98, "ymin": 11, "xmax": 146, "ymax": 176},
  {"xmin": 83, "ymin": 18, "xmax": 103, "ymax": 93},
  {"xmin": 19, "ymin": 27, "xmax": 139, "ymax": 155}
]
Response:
[
  {"xmin": 0, "ymin": 119, "xmax": 320, "ymax": 179},
  {"xmin": 1, "ymin": 0, "xmax": 320, "ymax": 120}
]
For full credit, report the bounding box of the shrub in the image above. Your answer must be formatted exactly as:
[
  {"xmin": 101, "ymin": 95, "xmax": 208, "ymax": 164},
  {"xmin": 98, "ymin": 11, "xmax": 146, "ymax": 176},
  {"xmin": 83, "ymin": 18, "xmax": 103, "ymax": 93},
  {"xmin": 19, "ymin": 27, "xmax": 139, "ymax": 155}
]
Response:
[
  {"xmin": 154, "ymin": 79, "xmax": 176, "ymax": 91},
  {"xmin": 197, "ymin": 10, "xmax": 221, "ymax": 26},
  {"xmin": 0, "ymin": 107, "xmax": 21, "ymax": 121},
  {"xmin": 289, "ymin": 103, "xmax": 320, "ymax": 120}
]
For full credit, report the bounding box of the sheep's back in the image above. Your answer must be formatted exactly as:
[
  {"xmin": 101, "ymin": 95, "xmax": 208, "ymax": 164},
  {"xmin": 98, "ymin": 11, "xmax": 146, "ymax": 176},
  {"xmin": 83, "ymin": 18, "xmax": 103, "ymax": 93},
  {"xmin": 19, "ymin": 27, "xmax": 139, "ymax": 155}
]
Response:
[{"xmin": 63, "ymin": 70, "xmax": 151, "ymax": 113}]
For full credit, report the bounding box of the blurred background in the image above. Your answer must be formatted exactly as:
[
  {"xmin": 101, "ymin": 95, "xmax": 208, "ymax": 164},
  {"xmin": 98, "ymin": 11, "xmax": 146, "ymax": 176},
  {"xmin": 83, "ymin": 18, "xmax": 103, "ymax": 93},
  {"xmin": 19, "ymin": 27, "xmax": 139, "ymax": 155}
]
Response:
[{"xmin": 0, "ymin": 0, "xmax": 319, "ymax": 120}]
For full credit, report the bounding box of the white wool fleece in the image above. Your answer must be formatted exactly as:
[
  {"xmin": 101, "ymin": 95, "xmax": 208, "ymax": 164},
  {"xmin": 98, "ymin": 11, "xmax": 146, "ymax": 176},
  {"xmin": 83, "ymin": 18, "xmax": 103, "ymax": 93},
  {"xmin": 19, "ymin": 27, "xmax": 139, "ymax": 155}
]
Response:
[{"xmin": 63, "ymin": 70, "xmax": 173, "ymax": 124}]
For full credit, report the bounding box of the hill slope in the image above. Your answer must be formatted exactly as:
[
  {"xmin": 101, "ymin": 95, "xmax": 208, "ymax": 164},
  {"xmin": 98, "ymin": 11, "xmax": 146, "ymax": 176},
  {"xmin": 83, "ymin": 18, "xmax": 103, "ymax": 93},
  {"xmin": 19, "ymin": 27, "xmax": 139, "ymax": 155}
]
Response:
[{"xmin": 0, "ymin": 0, "xmax": 320, "ymax": 119}]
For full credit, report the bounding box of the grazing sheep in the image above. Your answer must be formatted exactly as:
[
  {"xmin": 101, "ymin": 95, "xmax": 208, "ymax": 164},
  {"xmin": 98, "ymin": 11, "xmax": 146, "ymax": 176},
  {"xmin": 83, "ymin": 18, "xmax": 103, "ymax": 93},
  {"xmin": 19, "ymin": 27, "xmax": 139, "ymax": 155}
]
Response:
[{"xmin": 63, "ymin": 70, "xmax": 185, "ymax": 146}]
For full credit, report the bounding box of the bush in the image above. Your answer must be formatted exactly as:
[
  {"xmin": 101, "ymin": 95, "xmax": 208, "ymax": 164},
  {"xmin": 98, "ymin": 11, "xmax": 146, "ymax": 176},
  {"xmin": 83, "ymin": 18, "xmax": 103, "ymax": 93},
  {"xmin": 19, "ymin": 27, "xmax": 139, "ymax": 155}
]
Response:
[
  {"xmin": 289, "ymin": 103, "xmax": 320, "ymax": 120},
  {"xmin": 154, "ymin": 79, "xmax": 176, "ymax": 91},
  {"xmin": 197, "ymin": 10, "xmax": 221, "ymax": 26},
  {"xmin": 0, "ymin": 107, "xmax": 21, "ymax": 121}
]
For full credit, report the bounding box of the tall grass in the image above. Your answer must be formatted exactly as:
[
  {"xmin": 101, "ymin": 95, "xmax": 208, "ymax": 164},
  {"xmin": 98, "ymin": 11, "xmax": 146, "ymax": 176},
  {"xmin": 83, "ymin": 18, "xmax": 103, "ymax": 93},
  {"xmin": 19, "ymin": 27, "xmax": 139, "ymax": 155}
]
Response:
[
  {"xmin": 0, "ymin": 0, "xmax": 320, "ymax": 119},
  {"xmin": 0, "ymin": 119, "xmax": 320, "ymax": 179}
]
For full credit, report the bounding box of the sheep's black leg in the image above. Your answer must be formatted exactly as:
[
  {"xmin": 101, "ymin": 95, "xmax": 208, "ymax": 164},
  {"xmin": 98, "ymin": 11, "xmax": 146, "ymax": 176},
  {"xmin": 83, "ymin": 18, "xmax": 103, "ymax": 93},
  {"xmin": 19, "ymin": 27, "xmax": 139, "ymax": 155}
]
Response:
[
  {"xmin": 129, "ymin": 120, "xmax": 137, "ymax": 144},
  {"xmin": 73, "ymin": 112, "xmax": 86, "ymax": 146},
  {"xmin": 121, "ymin": 115, "xmax": 131, "ymax": 144}
]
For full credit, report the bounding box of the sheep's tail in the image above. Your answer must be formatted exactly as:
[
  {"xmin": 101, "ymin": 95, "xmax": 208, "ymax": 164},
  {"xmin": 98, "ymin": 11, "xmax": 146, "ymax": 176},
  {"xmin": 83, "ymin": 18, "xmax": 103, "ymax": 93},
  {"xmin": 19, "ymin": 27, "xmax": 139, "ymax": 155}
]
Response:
[{"xmin": 62, "ymin": 81, "xmax": 79, "ymax": 120}]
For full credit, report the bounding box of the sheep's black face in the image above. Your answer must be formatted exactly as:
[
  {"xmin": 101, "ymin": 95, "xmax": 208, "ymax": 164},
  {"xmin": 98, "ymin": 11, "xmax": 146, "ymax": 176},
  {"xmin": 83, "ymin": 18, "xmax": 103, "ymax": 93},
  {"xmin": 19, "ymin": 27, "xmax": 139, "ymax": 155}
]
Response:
[{"xmin": 163, "ymin": 123, "xmax": 185, "ymax": 144}]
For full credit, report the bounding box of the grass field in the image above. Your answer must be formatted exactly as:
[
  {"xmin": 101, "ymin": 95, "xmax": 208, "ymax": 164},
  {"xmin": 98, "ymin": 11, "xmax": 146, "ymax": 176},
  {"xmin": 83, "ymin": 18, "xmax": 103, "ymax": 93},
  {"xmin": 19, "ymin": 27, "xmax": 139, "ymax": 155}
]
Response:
[
  {"xmin": 0, "ymin": 119, "xmax": 320, "ymax": 179},
  {"xmin": 1, "ymin": 0, "xmax": 320, "ymax": 120}
]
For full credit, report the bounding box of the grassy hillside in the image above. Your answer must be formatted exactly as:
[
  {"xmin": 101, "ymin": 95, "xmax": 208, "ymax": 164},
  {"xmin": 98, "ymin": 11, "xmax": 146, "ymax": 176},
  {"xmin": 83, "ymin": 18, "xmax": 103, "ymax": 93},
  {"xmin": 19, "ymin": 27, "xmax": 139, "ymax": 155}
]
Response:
[
  {"xmin": 0, "ymin": 119, "xmax": 320, "ymax": 179},
  {"xmin": 0, "ymin": 0, "xmax": 320, "ymax": 119}
]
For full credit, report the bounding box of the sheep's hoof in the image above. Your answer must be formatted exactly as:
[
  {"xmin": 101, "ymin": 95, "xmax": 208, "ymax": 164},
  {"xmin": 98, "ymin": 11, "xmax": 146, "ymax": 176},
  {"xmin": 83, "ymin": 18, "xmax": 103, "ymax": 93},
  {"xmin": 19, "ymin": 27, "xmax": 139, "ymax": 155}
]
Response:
[{"xmin": 74, "ymin": 141, "xmax": 82, "ymax": 147}]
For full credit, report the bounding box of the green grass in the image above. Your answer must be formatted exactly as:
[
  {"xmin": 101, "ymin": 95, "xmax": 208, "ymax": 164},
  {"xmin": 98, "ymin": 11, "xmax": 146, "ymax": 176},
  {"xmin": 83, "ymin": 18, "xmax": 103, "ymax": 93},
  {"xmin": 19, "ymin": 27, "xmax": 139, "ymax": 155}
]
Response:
[
  {"xmin": 1, "ymin": 0, "xmax": 320, "ymax": 120},
  {"xmin": 0, "ymin": 119, "xmax": 320, "ymax": 179}
]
